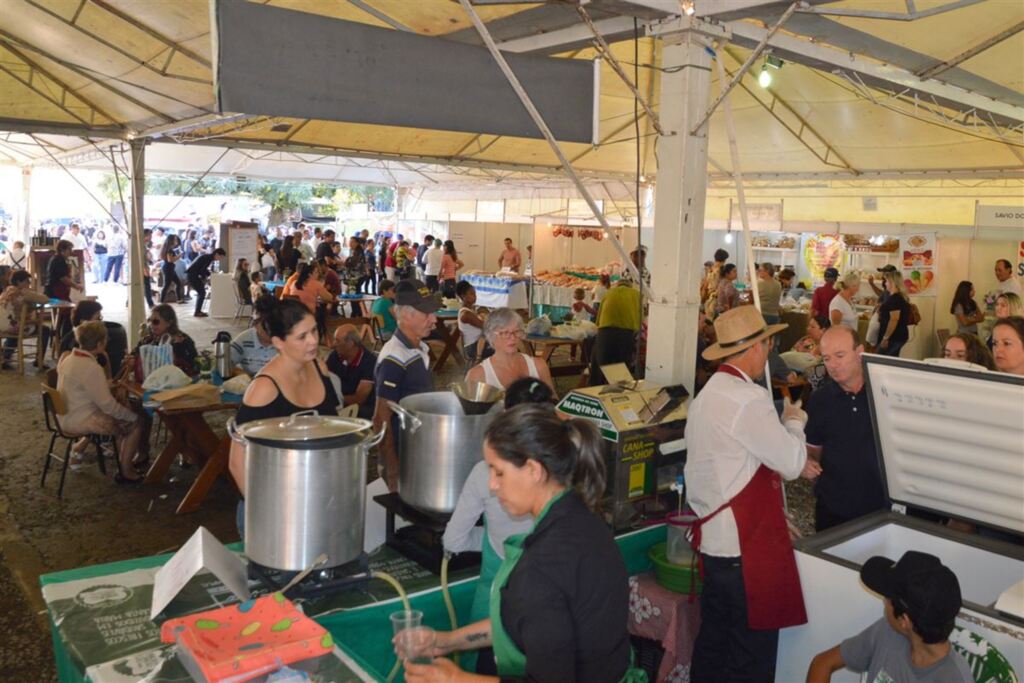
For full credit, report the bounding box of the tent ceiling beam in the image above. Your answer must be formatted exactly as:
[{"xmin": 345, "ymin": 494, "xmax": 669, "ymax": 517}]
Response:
[
  {"xmin": 692, "ymin": 2, "xmax": 798, "ymax": 134},
  {"xmin": 708, "ymin": 167, "xmax": 1024, "ymax": 183},
  {"xmin": 0, "ymin": 37, "xmax": 120, "ymax": 127},
  {"xmin": 86, "ymin": 0, "xmax": 211, "ymax": 69},
  {"xmin": 19, "ymin": 0, "xmax": 211, "ymax": 85},
  {"xmin": 570, "ymin": 109, "xmax": 647, "ymax": 164},
  {"xmin": 495, "ymin": 16, "xmax": 639, "ymax": 53},
  {"xmin": 916, "ymin": 20, "xmax": 1024, "ymax": 80},
  {"xmin": 181, "ymin": 137, "xmax": 638, "ymax": 183},
  {"xmin": 136, "ymin": 113, "xmax": 253, "ymax": 140},
  {"xmin": 0, "ymin": 28, "xmax": 176, "ymax": 124},
  {"xmin": 726, "ymin": 19, "xmax": 1024, "ymax": 127},
  {"xmin": 575, "ymin": 3, "xmax": 664, "ymax": 135},
  {"xmin": 795, "ymin": 0, "xmax": 986, "ymax": 21},
  {"xmin": 0, "ymin": 116, "xmax": 122, "ymax": 139},
  {"xmin": 721, "ymin": 46, "xmax": 859, "ymax": 175},
  {"xmin": 346, "ymin": 0, "xmax": 415, "ymax": 33}
]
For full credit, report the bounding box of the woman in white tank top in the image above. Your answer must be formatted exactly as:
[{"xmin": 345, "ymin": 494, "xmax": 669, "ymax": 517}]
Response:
[{"xmin": 465, "ymin": 307, "xmax": 556, "ymax": 394}]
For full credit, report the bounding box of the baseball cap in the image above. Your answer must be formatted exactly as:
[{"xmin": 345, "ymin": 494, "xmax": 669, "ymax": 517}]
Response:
[
  {"xmin": 823, "ymin": 267, "xmax": 840, "ymax": 280},
  {"xmin": 394, "ymin": 279, "xmax": 441, "ymax": 313},
  {"xmin": 877, "ymin": 265, "xmax": 898, "ymax": 273},
  {"xmin": 860, "ymin": 551, "xmax": 962, "ymax": 632}
]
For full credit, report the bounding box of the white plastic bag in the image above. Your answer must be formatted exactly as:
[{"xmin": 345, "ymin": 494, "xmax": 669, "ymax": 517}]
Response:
[
  {"xmin": 138, "ymin": 334, "xmax": 174, "ymax": 380},
  {"xmin": 142, "ymin": 364, "xmax": 190, "ymax": 391},
  {"xmin": 866, "ymin": 311, "xmax": 881, "ymax": 346},
  {"xmin": 525, "ymin": 314, "xmax": 552, "ymax": 337},
  {"xmin": 220, "ymin": 373, "xmax": 252, "ymax": 395}
]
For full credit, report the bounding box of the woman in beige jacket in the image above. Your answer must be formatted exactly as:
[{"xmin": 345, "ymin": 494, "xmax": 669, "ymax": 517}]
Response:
[{"xmin": 57, "ymin": 321, "xmax": 144, "ymax": 483}]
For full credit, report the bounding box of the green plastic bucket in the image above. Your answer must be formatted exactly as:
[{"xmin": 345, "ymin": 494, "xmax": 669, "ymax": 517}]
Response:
[{"xmin": 648, "ymin": 542, "xmax": 702, "ymax": 595}]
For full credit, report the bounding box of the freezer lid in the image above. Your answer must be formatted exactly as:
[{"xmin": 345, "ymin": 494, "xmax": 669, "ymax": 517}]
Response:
[{"xmin": 863, "ymin": 355, "xmax": 1024, "ymax": 535}]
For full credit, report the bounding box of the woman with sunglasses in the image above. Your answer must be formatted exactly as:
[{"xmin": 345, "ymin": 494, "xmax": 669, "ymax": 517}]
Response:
[
  {"xmin": 465, "ymin": 307, "xmax": 555, "ymax": 394},
  {"xmin": 125, "ymin": 304, "xmax": 199, "ymax": 378}
]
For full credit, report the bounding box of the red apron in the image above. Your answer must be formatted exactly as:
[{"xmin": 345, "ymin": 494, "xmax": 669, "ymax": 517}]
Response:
[{"xmin": 688, "ymin": 364, "xmax": 808, "ymax": 631}]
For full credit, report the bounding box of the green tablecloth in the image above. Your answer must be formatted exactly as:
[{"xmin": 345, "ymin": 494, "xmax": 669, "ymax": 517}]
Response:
[{"xmin": 44, "ymin": 528, "xmax": 666, "ymax": 682}]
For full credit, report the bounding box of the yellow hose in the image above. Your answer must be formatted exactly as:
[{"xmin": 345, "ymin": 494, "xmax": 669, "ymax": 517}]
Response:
[
  {"xmin": 373, "ymin": 570, "xmax": 411, "ymax": 683},
  {"xmin": 440, "ymin": 553, "xmax": 460, "ymax": 666}
]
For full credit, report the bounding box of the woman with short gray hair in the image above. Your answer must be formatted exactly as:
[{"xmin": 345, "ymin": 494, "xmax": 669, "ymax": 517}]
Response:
[{"xmin": 466, "ymin": 307, "xmax": 555, "ymax": 393}]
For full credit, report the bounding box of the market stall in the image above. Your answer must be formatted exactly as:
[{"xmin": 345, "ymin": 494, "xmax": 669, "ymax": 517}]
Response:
[
  {"xmin": 456, "ymin": 272, "xmax": 528, "ymax": 309},
  {"xmin": 43, "ymin": 525, "xmax": 667, "ymax": 682}
]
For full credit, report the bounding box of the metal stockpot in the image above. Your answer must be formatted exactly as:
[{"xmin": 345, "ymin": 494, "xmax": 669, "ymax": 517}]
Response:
[
  {"xmin": 228, "ymin": 411, "xmax": 385, "ymax": 572},
  {"xmin": 389, "ymin": 392, "xmax": 500, "ymax": 514}
]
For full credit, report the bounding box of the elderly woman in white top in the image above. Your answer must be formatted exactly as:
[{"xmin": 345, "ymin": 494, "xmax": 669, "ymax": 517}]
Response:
[
  {"xmin": 829, "ymin": 271, "xmax": 860, "ymax": 330},
  {"xmin": 465, "ymin": 307, "xmax": 555, "ymax": 393},
  {"xmin": 57, "ymin": 321, "xmax": 144, "ymax": 484}
]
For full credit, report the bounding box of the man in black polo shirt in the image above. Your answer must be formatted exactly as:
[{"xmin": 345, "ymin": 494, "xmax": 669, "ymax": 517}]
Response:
[
  {"xmin": 327, "ymin": 324, "xmax": 377, "ymax": 420},
  {"xmin": 373, "ymin": 279, "xmax": 438, "ymax": 491},
  {"xmin": 804, "ymin": 325, "xmax": 888, "ymax": 531},
  {"xmin": 315, "ymin": 229, "xmax": 338, "ymax": 267},
  {"xmin": 185, "ymin": 248, "xmax": 225, "ymax": 318}
]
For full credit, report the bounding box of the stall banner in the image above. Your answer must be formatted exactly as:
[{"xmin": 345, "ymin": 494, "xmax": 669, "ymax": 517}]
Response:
[
  {"xmin": 1018, "ymin": 240, "xmax": 1024, "ymax": 279},
  {"xmin": 803, "ymin": 234, "xmax": 845, "ymax": 285},
  {"xmin": 900, "ymin": 233, "xmax": 937, "ymax": 296}
]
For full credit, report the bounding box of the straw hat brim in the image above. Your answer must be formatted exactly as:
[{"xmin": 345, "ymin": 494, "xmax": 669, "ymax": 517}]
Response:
[{"xmin": 702, "ymin": 322, "xmax": 788, "ymax": 361}]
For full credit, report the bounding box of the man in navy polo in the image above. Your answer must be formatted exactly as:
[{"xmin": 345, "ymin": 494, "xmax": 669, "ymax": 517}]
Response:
[{"xmin": 373, "ymin": 279, "xmax": 439, "ymax": 491}]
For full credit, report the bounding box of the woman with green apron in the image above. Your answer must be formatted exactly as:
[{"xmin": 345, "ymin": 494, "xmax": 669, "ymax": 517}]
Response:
[
  {"xmin": 441, "ymin": 380, "xmax": 552, "ymax": 673},
  {"xmin": 404, "ymin": 404, "xmax": 645, "ymax": 683}
]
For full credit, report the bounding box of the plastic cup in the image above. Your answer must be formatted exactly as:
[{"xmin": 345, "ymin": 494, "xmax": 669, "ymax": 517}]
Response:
[
  {"xmin": 390, "ymin": 609, "xmax": 423, "ymax": 636},
  {"xmin": 396, "ymin": 626, "xmax": 435, "ymax": 665}
]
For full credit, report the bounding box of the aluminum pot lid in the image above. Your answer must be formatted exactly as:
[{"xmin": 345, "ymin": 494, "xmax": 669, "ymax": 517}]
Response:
[{"xmin": 236, "ymin": 411, "xmax": 373, "ymax": 444}]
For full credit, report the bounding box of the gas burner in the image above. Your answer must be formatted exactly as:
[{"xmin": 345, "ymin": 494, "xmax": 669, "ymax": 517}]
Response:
[
  {"xmin": 248, "ymin": 553, "xmax": 372, "ymax": 601},
  {"xmin": 373, "ymin": 493, "xmax": 481, "ymax": 574}
]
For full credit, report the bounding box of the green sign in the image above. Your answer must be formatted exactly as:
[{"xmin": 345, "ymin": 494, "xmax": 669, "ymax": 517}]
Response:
[{"xmin": 557, "ymin": 393, "xmax": 618, "ymax": 441}]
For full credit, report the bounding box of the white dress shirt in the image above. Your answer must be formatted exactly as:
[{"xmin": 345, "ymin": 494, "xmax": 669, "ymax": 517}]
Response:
[
  {"xmin": 996, "ymin": 276, "xmax": 1021, "ymax": 296},
  {"xmin": 683, "ymin": 366, "xmax": 807, "ymax": 557},
  {"xmin": 424, "ymin": 247, "xmax": 443, "ymax": 277}
]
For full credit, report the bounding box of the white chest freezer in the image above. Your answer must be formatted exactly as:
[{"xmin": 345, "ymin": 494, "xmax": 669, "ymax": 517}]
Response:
[{"xmin": 777, "ymin": 356, "xmax": 1024, "ymax": 682}]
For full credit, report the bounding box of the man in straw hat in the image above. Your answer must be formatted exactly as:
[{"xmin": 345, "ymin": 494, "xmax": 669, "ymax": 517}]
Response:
[{"xmin": 684, "ymin": 306, "xmax": 821, "ymax": 682}]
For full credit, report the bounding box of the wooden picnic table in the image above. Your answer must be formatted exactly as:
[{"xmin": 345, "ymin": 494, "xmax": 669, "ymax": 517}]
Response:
[
  {"xmin": 523, "ymin": 334, "xmax": 589, "ymax": 378},
  {"xmin": 430, "ymin": 310, "xmax": 462, "ymax": 372},
  {"xmin": 129, "ymin": 384, "xmax": 240, "ymax": 514}
]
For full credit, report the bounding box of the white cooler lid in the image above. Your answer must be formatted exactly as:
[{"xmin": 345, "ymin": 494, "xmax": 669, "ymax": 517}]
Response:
[{"xmin": 863, "ymin": 355, "xmax": 1024, "ymax": 535}]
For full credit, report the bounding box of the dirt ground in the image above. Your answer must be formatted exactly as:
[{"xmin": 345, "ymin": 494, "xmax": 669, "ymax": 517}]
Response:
[{"xmin": 0, "ymin": 282, "xmax": 815, "ymax": 679}]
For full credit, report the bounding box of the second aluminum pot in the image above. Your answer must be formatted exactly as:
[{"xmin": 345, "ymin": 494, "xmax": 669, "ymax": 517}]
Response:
[
  {"xmin": 228, "ymin": 410, "xmax": 384, "ymax": 572},
  {"xmin": 389, "ymin": 392, "xmax": 500, "ymax": 514}
]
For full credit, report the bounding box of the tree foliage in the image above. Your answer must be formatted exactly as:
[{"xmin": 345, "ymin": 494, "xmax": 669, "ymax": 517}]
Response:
[{"xmin": 98, "ymin": 173, "xmax": 394, "ymax": 214}]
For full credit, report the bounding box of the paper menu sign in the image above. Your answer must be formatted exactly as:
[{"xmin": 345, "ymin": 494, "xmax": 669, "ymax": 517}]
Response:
[{"xmin": 150, "ymin": 527, "xmax": 249, "ymax": 620}]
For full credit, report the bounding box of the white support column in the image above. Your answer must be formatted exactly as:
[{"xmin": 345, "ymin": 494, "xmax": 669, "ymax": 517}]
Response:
[
  {"xmin": 18, "ymin": 165, "xmax": 32, "ymax": 244},
  {"xmin": 127, "ymin": 139, "xmax": 146, "ymax": 348},
  {"xmin": 645, "ymin": 20, "xmax": 716, "ymax": 393}
]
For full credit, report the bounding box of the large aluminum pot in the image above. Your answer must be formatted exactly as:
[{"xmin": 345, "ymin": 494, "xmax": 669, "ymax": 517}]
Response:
[
  {"xmin": 228, "ymin": 410, "xmax": 385, "ymax": 572},
  {"xmin": 390, "ymin": 392, "xmax": 500, "ymax": 514}
]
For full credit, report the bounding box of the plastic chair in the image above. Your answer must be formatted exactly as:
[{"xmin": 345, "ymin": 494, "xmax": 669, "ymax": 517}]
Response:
[
  {"xmin": 370, "ymin": 314, "xmax": 388, "ymax": 350},
  {"xmin": 0, "ymin": 304, "xmax": 43, "ymax": 374},
  {"xmin": 338, "ymin": 404, "xmax": 359, "ymax": 418},
  {"xmin": 234, "ymin": 280, "xmax": 253, "ymax": 321},
  {"xmin": 40, "ymin": 384, "xmax": 115, "ymax": 498},
  {"xmin": 936, "ymin": 328, "xmax": 951, "ymax": 350}
]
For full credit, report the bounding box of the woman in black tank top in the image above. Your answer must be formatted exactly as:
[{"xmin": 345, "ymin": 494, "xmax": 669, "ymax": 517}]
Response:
[{"xmin": 229, "ymin": 299, "xmax": 342, "ymax": 536}]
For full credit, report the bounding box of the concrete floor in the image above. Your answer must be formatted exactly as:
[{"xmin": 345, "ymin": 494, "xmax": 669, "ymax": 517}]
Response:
[{"xmin": 0, "ymin": 281, "xmax": 815, "ymax": 679}]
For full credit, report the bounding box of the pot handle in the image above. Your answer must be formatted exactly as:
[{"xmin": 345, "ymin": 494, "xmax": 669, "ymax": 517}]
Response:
[
  {"xmin": 286, "ymin": 409, "xmax": 319, "ymax": 426},
  {"xmin": 226, "ymin": 418, "xmax": 245, "ymax": 444},
  {"xmin": 365, "ymin": 422, "xmax": 387, "ymax": 449},
  {"xmin": 386, "ymin": 401, "xmax": 422, "ymax": 433}
]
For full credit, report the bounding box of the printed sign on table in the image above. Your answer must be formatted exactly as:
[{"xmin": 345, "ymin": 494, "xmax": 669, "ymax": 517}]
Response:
[{"xmin": 900, "ymin": 233, "xmax": 937, "ymax": 296}]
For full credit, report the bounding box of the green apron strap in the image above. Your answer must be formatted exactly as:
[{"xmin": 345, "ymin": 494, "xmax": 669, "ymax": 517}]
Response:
[{"xmin": 489, "ymin": 532, "xmax": 528, "ymax": 677}]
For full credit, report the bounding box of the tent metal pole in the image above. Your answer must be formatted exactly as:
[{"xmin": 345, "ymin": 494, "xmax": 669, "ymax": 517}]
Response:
[
  {"xmin": 714, "ymin": 51, "xmax": 774, "ymax": 387},
  {"xmin": 457, "ymin": 0, "xmax": 642, "ymax": 286},
  {"xmin": 128, "ymin": 139, "xmax": 147, "ymax": 349},
  {"xmin": 691, "ymin": 1, "xmax": 799, "ymax": 136}
]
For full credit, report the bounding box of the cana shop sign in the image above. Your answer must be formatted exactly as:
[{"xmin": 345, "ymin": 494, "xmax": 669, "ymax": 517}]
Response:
[{"xmin": 557, "ymin": 393, "xmax": 618, "ymax": 441}]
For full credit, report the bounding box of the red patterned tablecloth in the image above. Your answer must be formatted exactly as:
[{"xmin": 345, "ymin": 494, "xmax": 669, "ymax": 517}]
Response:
[{"xmin": 628, "ymin": 572, "xmax": 702, "ymax": 683}]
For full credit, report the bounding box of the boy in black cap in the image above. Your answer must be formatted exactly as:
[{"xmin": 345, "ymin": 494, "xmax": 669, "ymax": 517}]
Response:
[{"xmin": 807, "ymin": 551, "xmax": 972, "ymax": 682}]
